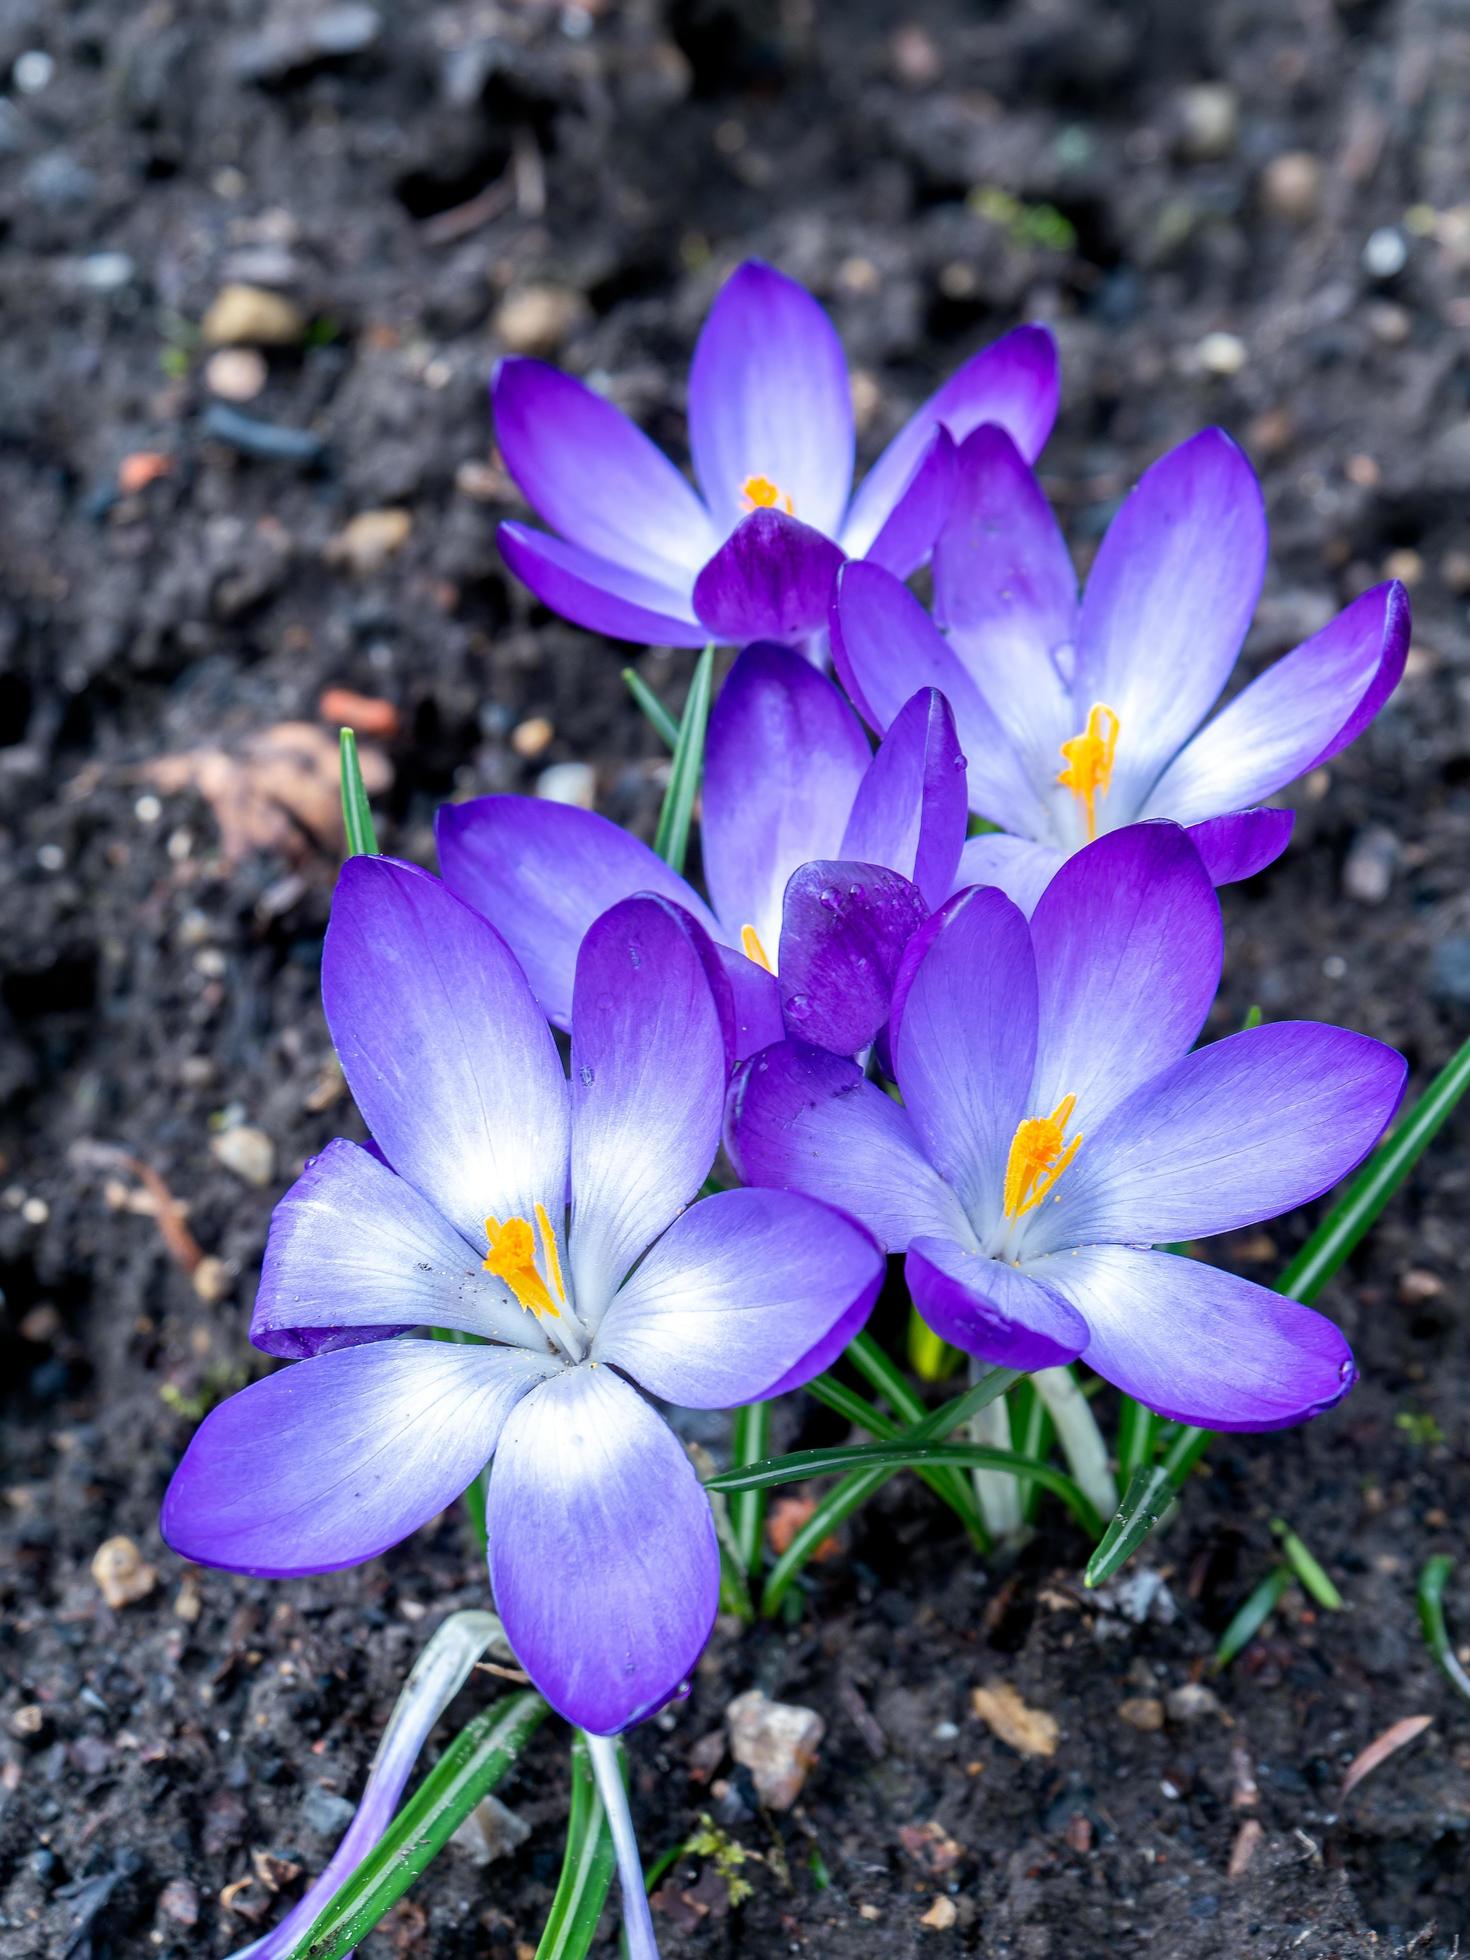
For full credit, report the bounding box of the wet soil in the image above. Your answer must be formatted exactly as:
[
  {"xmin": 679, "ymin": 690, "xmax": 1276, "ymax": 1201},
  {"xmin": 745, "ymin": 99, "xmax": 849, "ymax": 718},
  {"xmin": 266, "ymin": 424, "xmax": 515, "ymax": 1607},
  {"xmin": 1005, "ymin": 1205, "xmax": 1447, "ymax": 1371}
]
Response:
[{"xmin": 2, "ymin": 0, "xmax": 1469, "ymax": 1955}]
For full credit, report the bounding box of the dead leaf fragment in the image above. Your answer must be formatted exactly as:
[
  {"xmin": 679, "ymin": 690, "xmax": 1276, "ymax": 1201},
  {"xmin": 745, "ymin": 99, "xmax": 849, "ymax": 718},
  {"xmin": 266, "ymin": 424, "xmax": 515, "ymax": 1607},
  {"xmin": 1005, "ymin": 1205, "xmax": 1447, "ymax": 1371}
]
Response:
[
  {"xmin": 92, "ymin": 1535, "xmax": 158, "ymax": 1608},
  {"xmin": 143, "ymin": 721, "xmax": 390, "ymax": 864},
  {"xmin": 326, "ymin": 508, "xmax": 413, "ymax": 575},
  {"xmin": 899, "ymin": 1819, "xmax": 964, "ymax": 1875},
  {"xmin": 1227, "ymin": 1818, "xmax": 1264, "ymax": 1878},
  {"xmin": 1340, "ymin": 1715, "xmax": 1434, "ymax": 1798},
  {"xmin": 920, "ymin": 1896, "xmax": 958, "ymax": 1931},
  {"xmin": 318, "ymin": 688, "xmax": 399, "ymax": 739},
  {"xmin": 970, "ymin": 1681, "xmax": 1059, "ymax": 1758},
  {"xmin": 118, "ymin": 451, "xmax": 173, "ymax": 494},
  {"xmin": 766, "ymin": 1494, "xmax": 840, "ymax": 1561},
  {"xmin": 1118, "ymin": 1696, "xmax": 1166, "ymax": 1732}
]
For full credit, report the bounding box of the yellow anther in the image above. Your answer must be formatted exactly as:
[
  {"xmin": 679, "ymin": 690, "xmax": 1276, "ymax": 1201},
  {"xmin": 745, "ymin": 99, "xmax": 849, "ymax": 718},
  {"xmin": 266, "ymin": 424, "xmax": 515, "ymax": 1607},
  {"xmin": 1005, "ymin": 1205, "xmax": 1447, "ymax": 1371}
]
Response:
[
  {"xmin": 1002, "ymin": 1093, "xmax": 1082, "ymax": 1219},
  {"xmin": 1057, "ymin": 703, "xmax": 1120, "ymax": 841},
  {"xmin": 741, "ymin": 473, "xmax": 795, "ymax": 516},
  {"xmin": 740, "ymin": 923, "xmax": 775, "ymax": 973},
  {"xmin": 484, "ymin": 1205, "xmax": 567, "ymax": 1320}
]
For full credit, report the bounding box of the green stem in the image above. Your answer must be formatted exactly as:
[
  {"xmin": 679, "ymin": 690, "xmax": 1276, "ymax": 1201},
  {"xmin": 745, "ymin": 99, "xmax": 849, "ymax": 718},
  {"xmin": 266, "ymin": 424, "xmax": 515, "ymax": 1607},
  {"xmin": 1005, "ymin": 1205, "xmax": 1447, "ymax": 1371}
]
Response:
[
  {"xmin": 730, "ymin": 1401, "xmax": 771, "ymax": 1581},
  {"xmin": 805, "ymin": 1372, "xmax": 988, "ymax": 1546},
  {"xmin": 535, "ymin": 1734, "xmax": 617, "ymax": 1960}
]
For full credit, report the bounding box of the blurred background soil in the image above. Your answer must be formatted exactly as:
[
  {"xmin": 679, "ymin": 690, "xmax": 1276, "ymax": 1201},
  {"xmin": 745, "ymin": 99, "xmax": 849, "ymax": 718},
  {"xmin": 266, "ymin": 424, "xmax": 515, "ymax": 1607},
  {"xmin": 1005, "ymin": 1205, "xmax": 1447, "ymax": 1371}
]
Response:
[{"xmin": 1, "ymin": 0, "xmax": 1468, "ymax": 1954}]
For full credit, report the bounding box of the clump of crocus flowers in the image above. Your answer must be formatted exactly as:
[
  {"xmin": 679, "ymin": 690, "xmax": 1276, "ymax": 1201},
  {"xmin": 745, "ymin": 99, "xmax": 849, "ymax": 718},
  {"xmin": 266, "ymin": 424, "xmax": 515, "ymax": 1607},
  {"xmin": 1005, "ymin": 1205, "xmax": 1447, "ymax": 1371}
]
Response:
[{"xmin": 161, "ymin": 261, "xmax": 1414, "ymax": 1960}]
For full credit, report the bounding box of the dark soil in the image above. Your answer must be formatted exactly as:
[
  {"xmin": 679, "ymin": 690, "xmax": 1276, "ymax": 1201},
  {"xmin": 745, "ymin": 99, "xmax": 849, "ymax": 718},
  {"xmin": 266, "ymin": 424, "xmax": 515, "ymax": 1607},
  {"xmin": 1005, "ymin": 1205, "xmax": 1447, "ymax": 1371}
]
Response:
[{"xmin": 2, "ymin": 1, "xmax": 1469, "ymax": 1955}]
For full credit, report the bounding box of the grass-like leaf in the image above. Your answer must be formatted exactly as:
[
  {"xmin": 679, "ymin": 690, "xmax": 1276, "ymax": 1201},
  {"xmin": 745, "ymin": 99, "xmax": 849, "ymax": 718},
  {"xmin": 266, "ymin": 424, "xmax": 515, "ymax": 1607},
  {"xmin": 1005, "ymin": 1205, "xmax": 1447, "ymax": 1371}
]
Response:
[
  {"xmin": 622, "ymin": 667, "xmax": 680, "ymax": 750},
  {"xmin": 284, "ymin": 1692, "xmax": 548, "ymax": 1960},
  {"xmin": 1272, "ymin": 1517, "xmax": 1343, "ymax": 1611},
  {"xmin": 1086, "ymin": 1033, "xmax": 1470, "ymax": 1585},
  {"xmin": 1214, "ymin": 1564, "xmax": 1293, "ymax": 1670},
  {"xmin": 651, "ymin": 645, "xmax": 714, "ymax": 874},
  {"xmin": 1417, "ymin": 1554, "xmax": 1470, "ymax": 1705},
  {"xmin": 729, "ymin": 1400, "xmax": 772, "ymax": 1581},
  {"xmin": 338, "ymin": 727, "xmax": 379, "ymax": 858},
  {"xmin": 534, "ymin": 1734, "xmax": 617, "ymax": 1960}
]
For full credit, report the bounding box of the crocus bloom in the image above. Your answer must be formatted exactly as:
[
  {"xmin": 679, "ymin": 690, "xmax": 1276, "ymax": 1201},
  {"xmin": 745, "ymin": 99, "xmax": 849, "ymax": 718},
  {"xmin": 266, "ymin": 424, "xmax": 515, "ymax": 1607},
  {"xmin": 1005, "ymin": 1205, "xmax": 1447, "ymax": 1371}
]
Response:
[
  {"xmin": 833, "ymin": 426, "xmax": 1411, "ymax": 914},
  {"xmin": 728, "ymin": 824, "xmax": 1406, "ymax": 1428},
  {"xmin": 162, "ymin": 862, "xmax": 883, "ymax": 1736},
  {"xmin": 494, "ymin": 259, "xmax": 1059, "ymax": 648},
  {"xmin": 438, "ymin": 642, "xmax": 967, "ymax": 1058}
]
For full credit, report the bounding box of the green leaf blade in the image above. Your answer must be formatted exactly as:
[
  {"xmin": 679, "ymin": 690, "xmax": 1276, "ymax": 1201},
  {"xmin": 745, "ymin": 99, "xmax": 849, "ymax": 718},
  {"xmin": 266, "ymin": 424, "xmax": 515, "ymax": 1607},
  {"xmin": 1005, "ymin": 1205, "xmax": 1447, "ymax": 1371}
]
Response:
[
  {"xmin": 338, "ymin": 727, "xmax": 380, "ymax": 858},
  {"xmin": 652, "ymin": 645, "xmax": 714, "ymax": 874}
]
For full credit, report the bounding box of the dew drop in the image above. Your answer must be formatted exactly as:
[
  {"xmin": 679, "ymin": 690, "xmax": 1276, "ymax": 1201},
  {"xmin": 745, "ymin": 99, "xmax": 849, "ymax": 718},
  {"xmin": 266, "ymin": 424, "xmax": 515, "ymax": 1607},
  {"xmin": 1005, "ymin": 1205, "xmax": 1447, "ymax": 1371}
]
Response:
[
  {"xmin": 785, "ymin": 993, "xmax": 810, "ymax": 1019},
  {"xmin": 819, "ymin": 885, "xmax": 841, "ymax": 911},
  {"xmin": 847, "ymin": 882, "xmax": 864, "ymax": 899},
  {"xmin": 628, "ymin": 942, "xmax": 642, "ymax": 968},
  {"xmin": 579, "ymin": 1064, "xmax": 594, "ymax": 1087}
]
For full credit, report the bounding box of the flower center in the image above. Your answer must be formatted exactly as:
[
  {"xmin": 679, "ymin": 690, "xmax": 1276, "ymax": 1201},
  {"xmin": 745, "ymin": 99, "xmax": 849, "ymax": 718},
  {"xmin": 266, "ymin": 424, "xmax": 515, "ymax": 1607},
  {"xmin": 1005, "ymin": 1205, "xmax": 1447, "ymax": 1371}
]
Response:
[
  {"xmin": 1002, "ymin": 1094, "xmax": 1082, "ymax": 1218},
  {"xmin": 484, "ymin": 1202, "xmax": 566, "ymax": 1322},
  {"xmin": 1057, "ymin": 703, "xmax": 1119, "ymax": 841},
  {"xmin": 741, "ymin": 473, "xmax": 795, "ymax": 516},
  {"xmin": 740, "ymin": 923, "xmax": 775, "ymax": 973}
]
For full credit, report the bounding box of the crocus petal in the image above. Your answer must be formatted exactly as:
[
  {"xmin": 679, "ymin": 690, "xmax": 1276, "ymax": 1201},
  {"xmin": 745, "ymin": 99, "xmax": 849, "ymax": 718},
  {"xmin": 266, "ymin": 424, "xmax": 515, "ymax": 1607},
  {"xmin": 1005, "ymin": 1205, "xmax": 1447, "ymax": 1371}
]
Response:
[
  {"xmin": 714, "ymin": 942, "xmax": 786, "ymax": 1058},
  {"xmin": 568, "ymin": 897, "xmax": 731, "ymax": 1326},
  {"xmin": 1071, "ymin": 430, "xmax": 1268, "ymax": 806},
  {"xmin": 323, "ymin": 858, "xmax": 570, "ymax": 1256},
  {"xmin": 1029, "ymin": 1022, "xmax": 1406, "ymax": 1254},
  {"xmin": 486, "ymin": 1364, "xmax": 718, "ymax": 1734},
  {"xmin": 595, "ymin": 1187, "xmax": 884, "ymax": 1406},
  {"xmin": 251, "ymin": 1140, "xmax": 546, "ymax": 1359},
  {"xmin": 725, "ymin": 1039, "xmax": 973, "ymax": 1250},
  {"xmin": 688, "ymin": 260, "xmax": 854, "ymax": 539},
  {"xmin": 778, "ymin": 860, "xmax": 929, "ymax": 1055},
  {"xmin": 436, "ymin": 796, "xmax": 718, "ymax": 1029},
  {"xmin": 1028, "ymin": 823, "xmax": 1222, "ymax": 1128},
  {"xmin": 830, "ymin": 560, "xmax": 1049, "ymax": 834},
  {"xmin": 906, "ymin": 1236, "xmax": 1088, "ymax": 1371},
  {"xmin": 931, "ymin": 425, "xmax": 1079, "ymax": 781},
  {"xmin": 702, "ymin": 641, "xmax": 871, "ymax": 958},
  {"xmin": 841, "ymin": 324, "xmax": 1061, "ymax": 558},
  {"xmin": 840, "ymin": 688, "xmax": 968, "ymax": 910},
  {"xmin": 1034, "ymin": 1243, "xmax": 1355, "ymax": 1431},
  {"xmin": 162, "ymin": 1341, "xmax": 556, "ymax": 1577},
  {"xmin": 890, "ymin": 885, "xmax": 1037, "ymax": 1225},
  {"xmin": 493, "ymin": 357, "xmax": 718, "ymax": 583},
  {"xmin": 1142, "ymin": 582, "xmax": 1411, "ymax": 824},
  {"xmin": 692, "ymin": 509, "xmax": 847, "ymax": 644},
  {"xmin": 948, "ymin": 832, "xmax": 1065, "ymax": 916},
  {"xmin": 498, "ymin": 522, "xmax": 708, "ymax": 648},
  {"xmin": 863, "ymin": 425, "xmax": 957, "ymax": 579},
  {"xmin": 324, "ymin": 858, "xmax": 570, "ymax": 1250}
]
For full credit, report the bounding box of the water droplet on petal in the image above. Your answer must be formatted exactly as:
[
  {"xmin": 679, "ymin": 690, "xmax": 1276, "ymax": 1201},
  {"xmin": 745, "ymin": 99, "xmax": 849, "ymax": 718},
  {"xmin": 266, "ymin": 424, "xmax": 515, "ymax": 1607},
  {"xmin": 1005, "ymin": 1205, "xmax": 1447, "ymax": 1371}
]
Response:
[
  {"xmin": 785, "ymin": 993, "xmax": 810, "ymax": 1019},
  {"xmin": 579, "ymin": 1064, "xmax": 594, "ymax": 1087},
  {"xmin": 819, "ymin": 885, "xmax": 841, "ymax": 911},
  {"xmin": 628, "ymin": 942, "xmax": 642, "ymax": 968},
  {"xmin": 847, "ymin": 882, "xmax": 864, "ymax": 899}
]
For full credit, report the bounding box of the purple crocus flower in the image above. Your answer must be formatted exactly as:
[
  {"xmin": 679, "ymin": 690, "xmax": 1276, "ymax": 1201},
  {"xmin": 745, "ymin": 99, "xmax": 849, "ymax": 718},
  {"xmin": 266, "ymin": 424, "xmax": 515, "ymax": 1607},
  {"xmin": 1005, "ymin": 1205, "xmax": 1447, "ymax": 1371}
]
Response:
[
  {"xmin": 727, "ymin": 824, "xmax": 1406, "ymax": 1429},
  {"xmin": 162, "ymin": 862, "xmax": 883, "ymax": 1737},
  {"xmin": 493, "ymin": 259, "xmax": 1059, "ymax": 648},
  {"xmin": 437, "ymin": 642, "xmax": 968, "ymax": 1059},
  {"xmin": 832, "ymin": 426, "xmax": 1411, "ymax": 914}
]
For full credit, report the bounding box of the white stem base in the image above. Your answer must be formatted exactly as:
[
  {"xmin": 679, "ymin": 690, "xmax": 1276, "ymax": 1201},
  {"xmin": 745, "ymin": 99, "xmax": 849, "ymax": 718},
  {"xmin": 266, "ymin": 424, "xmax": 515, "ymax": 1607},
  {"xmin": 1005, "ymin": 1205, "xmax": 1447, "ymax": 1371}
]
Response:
[
  {"xmin": 968, "ymin": 1372, "xmax": 1023, "ymax": 1540},
  {"xmin": 1032, "ymin": 1365, "xmax": 1119, "ymax": 1520},
  {"xmin": 585, "ymin": 1731, "xmax": 661, "ymax": 1960}
]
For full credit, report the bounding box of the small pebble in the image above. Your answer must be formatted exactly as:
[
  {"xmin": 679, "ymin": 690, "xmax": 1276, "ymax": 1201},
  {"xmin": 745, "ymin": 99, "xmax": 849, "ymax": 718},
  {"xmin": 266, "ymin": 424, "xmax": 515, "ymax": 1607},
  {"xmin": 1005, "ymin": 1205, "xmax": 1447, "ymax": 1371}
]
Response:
[
  {"xmin": 201, "ymin": 283, "xmax": 307, "ymax": 347},
  {"xmin": 191, "ymin": 1256, "xmax": 233, "ymax": 1305},
  {"xmin": 1178, "ymin": 82, "xmax": 1238, "ymax": 161},
  {"xmin": 36, "ymin": 842, "xmax": 64, "ymax": 871},
  {"xmin": 1440, "ymin": 548, "xmax": 1470, "ymax": 594},
  {"xmin": 1342, "ymin": 826, "xmax": 1398, "ymax": 905},
  {"xmin": 726, "ymin": 1688, "xmax": 825, "ymax": 1810},
  {"xmin": 889, "ymin": 23, "xmax": 941, "ymax": 87},
  {"xmin": 1399, "ymin": 1269, "xmax": 1444, "ymax": 1306},
  {"xmin": 493, "ymin": 284, "xmax": 588, "ymax": 358},
  {"xmin": 1367, "ymin": 300, "xmax": 1412, "ymax": 346},
  {"xmin": 21, "ymin": 1196, "xmax": 49, "ymax": 1226},
  {"xmin": 158, "ymin": 1878, "xmax": 200, "ymax": 1928},
  {"xmin": 535, "ymin": 761, "xmax": 596, "ymax": 809},
  {"xmin": 452, "ymin": 1792, "xmax": 531, "ymax": 1864},
  {"xmin": 302, "ymin": 1787, "xmax": 358, "ymax": 1839},
  {"xmin": 1198, "ymin": 331, "xmax": 1248, "ymax": 377},
  {"xmin": 1362, "ymin": 227, "xmax": 1408, "ymax": 280},
  {"xmin": 511, "ymin": 716, "xmax": 555, "ymax": 759},
  {"xmin": 920, "ymin": 1896, "xmax": 958, "ymax": 1932},
  {"xmin": 210, "ymin": 1125, "xmax": 276, "ymax": 1188},
  {"xmin": 1261, "ymin": 151, "xmax": 1321, "ymax": 223},
  {"xmin": 205, "ymin": 347, "xmax": 268, "ymax": 403},
  {"xmin": 9, "ymin": 1704, "xmax": 45, "ymax": 1738},
  {"xmin": 1118, "ymin": 1696, "xmax": 1166, "ymax": 1732},
  {"xmin": 76, "ymin": 251, "xmax": 135, "ymax": 293},
  {"xmin": 1383, "ymin": 547, "xmax": 1423, "ymax": 585},
  {"xmin": 13, "ymin": 49, "xmax": 55, "ymax": 93},
  {"xmin": 1165, "ymin": 1683, "xmax": 1222, "ymax": 1723},
  {"xmin": 91, "ymin": 1535, "xmax": 159, "ymax": 1609},
  {"xmin": 327, "ymin": 509, "xmax": 413, "ymax": 575}
]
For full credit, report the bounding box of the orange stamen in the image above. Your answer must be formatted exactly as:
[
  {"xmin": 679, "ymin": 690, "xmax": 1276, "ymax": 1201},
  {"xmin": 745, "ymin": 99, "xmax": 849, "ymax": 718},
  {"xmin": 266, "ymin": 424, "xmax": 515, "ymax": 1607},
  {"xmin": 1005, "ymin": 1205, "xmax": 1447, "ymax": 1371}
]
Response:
[
  {"xmin": 1057, "ymin": 703, "xmax": 1120, "ymax": 841},
  {"xmin": 740, "ymin": 924, "xmax": 775, "ymax": 973},
  {"xmin": 1002, "ymin": 1093, "xmax": 1082, "ymax": 1218},
  {"xmin": 741, "ymin": 473, "xmax": 795, "ymax": 516},
  {"xmin": 484, "ymin": 1206, "xmax": 566, "ymax": 1319}
]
